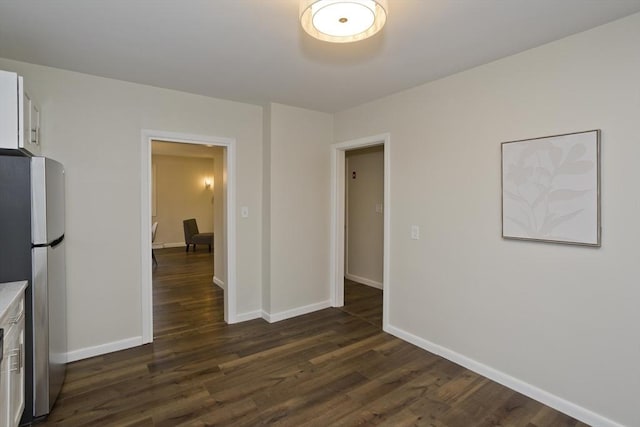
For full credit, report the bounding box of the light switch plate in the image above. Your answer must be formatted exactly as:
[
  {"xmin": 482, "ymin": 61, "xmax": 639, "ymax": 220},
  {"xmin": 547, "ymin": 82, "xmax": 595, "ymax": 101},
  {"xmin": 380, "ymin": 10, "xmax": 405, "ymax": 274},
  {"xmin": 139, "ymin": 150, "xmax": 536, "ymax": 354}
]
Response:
[
  {"xmin": 241, "ymin": 206, "xmax": 249, "ymax": 218},
  {"xmin": 411, "ymin": 225, "xmax": 420, "ymax": 240}
]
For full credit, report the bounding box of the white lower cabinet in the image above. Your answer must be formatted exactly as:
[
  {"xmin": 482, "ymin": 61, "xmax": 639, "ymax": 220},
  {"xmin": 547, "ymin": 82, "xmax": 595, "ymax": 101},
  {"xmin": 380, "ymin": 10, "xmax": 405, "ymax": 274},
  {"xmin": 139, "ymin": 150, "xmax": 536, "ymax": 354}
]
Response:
[{"xmin": 0, "ymin": 290, "xmax": 25, "ymax": 427}]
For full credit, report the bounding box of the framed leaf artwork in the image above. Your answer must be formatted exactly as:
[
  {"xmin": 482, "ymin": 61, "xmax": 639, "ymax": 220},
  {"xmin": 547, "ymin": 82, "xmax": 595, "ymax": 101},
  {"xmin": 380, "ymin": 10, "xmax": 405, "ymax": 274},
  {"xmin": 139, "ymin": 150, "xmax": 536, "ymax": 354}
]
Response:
[{"xmin": 501, "ymin": 130, "xmax": 601, "ymax": 246}]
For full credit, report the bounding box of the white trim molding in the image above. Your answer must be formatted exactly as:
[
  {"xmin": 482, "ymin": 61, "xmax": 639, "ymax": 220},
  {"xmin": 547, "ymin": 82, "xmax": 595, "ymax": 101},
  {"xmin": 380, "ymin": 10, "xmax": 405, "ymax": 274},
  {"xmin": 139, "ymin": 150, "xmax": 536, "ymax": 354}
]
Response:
[
  {"xmin": 262, "ymin": 300, "xmax": 331, "ymax": 323},
  {"xmin": 385, "ymin": 324, "xmax": 624, "ymax": 427},
  {"xmin": 330, "ymin": 133, "xmax": 391, "ymax": 329},
  {"xmin": 213, "ymin": 276, "xmax": 226, "ymax": 290},
  {"xmin": 66, "ymin": 336, "xmax": 143, "ymax": 363},
  {"xmin": 160, "ymin": 242, "xmax": 186, "ymax": 249},
  {"xmin": 141, "ymin": 129, "xmax": 239, "ymax": 345},
  {"xmin": 235, "ymin": 310, "xmax": 263, "ymax": 322},
  {"xmin": 345, "ymin": 273, "xmax": 383, "ymax": 290}
]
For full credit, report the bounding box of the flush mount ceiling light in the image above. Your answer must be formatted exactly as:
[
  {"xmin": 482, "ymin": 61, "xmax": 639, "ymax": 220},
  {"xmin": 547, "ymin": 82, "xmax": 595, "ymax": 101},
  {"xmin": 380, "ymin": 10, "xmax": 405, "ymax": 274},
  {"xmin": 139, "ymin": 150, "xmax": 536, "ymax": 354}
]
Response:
[{"xmin": 300, "ymin": 0, "xmax": 388, "ymax": 43}]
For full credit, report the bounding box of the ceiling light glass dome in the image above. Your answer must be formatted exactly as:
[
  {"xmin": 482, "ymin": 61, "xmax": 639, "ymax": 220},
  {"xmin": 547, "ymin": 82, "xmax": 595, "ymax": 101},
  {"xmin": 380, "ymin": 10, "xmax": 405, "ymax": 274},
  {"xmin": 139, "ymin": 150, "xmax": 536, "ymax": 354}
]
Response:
[{"xmin": 300, "ymin": 0, "xmax": 388, "ymax": 43}]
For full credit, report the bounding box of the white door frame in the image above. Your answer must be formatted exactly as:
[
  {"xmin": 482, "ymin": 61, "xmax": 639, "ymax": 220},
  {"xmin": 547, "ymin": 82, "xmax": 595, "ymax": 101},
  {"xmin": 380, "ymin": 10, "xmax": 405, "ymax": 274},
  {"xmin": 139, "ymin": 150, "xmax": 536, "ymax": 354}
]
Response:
[
  {"xmin": 330, "ymin": 132, "xmax": 391, "ymax": 330},
  {"xmin": 140, "ymin": 129, "xmax": 238, "ymax": 344}
]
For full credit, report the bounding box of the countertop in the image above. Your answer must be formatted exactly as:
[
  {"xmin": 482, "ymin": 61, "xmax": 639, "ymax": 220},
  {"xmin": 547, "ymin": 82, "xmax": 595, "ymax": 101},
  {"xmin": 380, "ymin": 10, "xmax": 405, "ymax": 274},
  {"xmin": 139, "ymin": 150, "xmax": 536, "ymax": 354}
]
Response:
[{"xmin": 0, "ymin": 281, "xmax": 27, "ymax": 319}]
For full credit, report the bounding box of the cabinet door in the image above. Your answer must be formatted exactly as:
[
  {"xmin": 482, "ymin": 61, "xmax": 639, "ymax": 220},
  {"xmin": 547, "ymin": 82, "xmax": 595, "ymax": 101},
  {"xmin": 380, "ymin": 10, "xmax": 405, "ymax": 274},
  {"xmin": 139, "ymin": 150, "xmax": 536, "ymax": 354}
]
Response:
[
  {"xmin": 22, "ymin": 90, "xmax": 41, "ymax": 155},
  {"xmin": 0, "ymin": 71, "xmax": 20, "ymax": 150},
  {"xmin": 31, "ymin": 102, "xmax": 40, "ymax": 146},
  {"xmin": 22, "ymin": 90, "xmax": 30, "ymax": 150},
  {"xmin": 0, "ymin": 344, "xmax": 8, "ymax": 427},
  {"xmin": 7, "ymin": 313, "xmax": 25, "ymax": 427}
]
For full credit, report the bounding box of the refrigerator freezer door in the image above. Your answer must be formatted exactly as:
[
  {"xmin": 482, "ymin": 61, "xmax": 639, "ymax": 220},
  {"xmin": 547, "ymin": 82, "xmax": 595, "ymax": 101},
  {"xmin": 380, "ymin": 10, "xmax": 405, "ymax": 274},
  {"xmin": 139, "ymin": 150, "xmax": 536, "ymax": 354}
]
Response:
[
  {"xmin": 31, "ymin": 240, "xmax": 66, "ymax": 418},
  {"xmin": 31, "ymin": 157, "xmax": 65, "ymax": 245}
]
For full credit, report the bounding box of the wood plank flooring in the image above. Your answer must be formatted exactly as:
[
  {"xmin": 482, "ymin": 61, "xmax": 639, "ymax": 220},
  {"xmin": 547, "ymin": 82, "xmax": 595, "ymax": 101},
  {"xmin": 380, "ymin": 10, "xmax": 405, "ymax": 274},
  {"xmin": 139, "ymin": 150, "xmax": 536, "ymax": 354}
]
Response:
[
  {"xmin": 339, "ymin": 279, "xmax": 383, "ymax": 328},
  {"xmin": 37, "ymin": 247, "xmax": 589, "ymax": 426}
]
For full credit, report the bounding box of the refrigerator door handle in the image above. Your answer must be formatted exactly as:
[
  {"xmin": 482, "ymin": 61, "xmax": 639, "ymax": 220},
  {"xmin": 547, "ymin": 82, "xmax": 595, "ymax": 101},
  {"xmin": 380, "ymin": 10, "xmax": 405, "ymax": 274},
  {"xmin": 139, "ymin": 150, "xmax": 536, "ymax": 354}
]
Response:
[
  {"xmin": 32, "ymin": 234, "xmax": 64, "ymax": 249},
  {"xmin": 50, "ymin": 235, "xmax": 64, "ymax": 249}
]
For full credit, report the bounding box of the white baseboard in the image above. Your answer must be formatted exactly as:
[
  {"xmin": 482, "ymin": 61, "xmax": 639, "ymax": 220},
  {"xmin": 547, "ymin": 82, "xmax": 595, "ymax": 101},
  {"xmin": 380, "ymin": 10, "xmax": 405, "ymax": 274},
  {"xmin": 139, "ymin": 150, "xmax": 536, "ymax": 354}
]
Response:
[
  {"xmin": 345, "ymin": 273, "xmax": 383, "ymax": 290},
  {"xmin": 66, "ymin": 336, "xmax": 143, "ymax": 363},
  {"xmin": 385, "ymin": 324, "xmax": 623, "ymax": 427},
  {"xmin": 162, "ymin": 241, "xmax": 186, "ymax": 248},
  {"xmin": 262, "ymin": 300, "xmax": 331, "ymax": 323},
  {"xmin": 213, "ymin": 276, "xmax": 225, "ymax": 290},
  {"xmin": 235, "ymin": 310, "xmax": 263, "ymax": 322}
]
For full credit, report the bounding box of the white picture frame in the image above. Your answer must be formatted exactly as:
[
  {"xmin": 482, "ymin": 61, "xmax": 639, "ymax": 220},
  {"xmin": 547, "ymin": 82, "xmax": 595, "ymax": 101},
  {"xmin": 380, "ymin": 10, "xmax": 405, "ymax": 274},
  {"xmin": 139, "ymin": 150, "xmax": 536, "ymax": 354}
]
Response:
[{"xmin": 501, "ymin": 129, "xmax": 601, "ymax": 246}]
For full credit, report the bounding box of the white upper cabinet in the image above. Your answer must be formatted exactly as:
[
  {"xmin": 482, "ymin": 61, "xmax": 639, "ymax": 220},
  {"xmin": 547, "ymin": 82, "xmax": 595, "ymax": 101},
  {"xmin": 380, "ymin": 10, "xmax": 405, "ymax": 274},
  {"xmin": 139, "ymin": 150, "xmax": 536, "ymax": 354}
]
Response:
[
  {"xmin": 0, "ymin": 70, "xmax": 41, "ymax": 156},
  {"xmin": 30, "ymin": 97, "xmax": 40, "ymax": 148}
]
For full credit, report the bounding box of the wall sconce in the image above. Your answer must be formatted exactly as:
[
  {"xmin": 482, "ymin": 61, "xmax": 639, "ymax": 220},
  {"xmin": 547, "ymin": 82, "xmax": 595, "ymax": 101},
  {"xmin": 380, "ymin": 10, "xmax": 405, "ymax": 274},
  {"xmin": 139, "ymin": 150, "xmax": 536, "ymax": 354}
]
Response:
[{"xmin": 204, "ymin": 177, "xmax": 213, "ymax": 189}]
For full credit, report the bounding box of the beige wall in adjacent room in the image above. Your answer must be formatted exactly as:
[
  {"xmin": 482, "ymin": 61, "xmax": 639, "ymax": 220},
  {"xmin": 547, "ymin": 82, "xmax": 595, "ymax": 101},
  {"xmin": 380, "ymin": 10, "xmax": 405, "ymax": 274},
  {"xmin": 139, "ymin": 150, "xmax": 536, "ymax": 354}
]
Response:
[
  {"xmin": 0, "ymin": 57, "xmax": 264, "ymax": 357},
  {"xmin": 152, "ymin": 154, "xmax": 215, "ymax": 246},
  {"xmin": 346, "ymin": 146, "xmax": 384, "ymax": 286},
  {"xmin": 213, "ymin": 148, "xmax": 227, "ymax": 286},
  {"xmin": 334, "ymin": 13, "xmax": 640, "ymax": 427}
]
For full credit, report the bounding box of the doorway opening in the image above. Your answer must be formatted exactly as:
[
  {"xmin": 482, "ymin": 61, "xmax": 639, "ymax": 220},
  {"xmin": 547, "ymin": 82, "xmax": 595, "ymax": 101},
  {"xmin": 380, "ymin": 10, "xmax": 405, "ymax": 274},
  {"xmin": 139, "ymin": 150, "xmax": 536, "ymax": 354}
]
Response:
[
  {"xmin": 342, "ymin": 145, "xmax": 384, "ymax": 327},
  {"xmin": 141, "ymin": 130, "xmax": 238, "ymax": 344},
  {"xmin": 330, "ymin": 133, "xmax": 390, "ymax": 331},
  {"xmin": 150, "ymin": 141, "xmax": 225, "ymax": 337}
]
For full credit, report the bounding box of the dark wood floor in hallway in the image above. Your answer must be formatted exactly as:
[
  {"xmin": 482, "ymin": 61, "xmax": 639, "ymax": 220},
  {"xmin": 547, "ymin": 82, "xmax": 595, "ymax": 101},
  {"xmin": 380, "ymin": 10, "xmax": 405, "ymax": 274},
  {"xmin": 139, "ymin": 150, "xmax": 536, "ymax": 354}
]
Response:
[{"xmin": 39, "ymin": 247, "xmax": 589, "ymax": 426}]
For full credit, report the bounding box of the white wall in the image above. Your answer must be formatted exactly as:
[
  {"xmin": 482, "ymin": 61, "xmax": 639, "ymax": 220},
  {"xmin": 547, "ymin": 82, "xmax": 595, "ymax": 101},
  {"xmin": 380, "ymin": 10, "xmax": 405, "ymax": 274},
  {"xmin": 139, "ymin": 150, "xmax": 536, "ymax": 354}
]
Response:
[
  {"xmin": 334, "ymin": 13, "xmax": 640, "ymax": 427},
  {"xmin": 0, "ymin": 57, "xmax": 263, "ymax": 356},
  {"xmin": 264, "ymin": 103, "xmax": 333, "ymax": 317},
  {"xmin": 346, "ymin": 146, "xmax": 384, "ymax": 286},
  {"xmin": 151, "ymin": 154, "xmax": 215, "ymax": 245}
]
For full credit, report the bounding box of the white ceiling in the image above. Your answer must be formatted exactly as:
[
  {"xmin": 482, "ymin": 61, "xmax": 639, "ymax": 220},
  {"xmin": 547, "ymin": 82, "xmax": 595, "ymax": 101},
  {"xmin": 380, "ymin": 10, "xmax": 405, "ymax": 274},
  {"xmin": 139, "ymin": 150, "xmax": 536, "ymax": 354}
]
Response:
[{"xmin": 1, "ymin": 0, "xmax": 639, "ymax": 112}]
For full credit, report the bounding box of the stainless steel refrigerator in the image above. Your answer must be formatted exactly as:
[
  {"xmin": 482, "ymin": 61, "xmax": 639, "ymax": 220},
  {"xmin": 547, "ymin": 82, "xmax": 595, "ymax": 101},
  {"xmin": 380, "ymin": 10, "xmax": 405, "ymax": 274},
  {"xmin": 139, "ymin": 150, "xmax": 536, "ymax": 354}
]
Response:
[{"xmin": 0, "ymin": 155, "xmax": 67, "ymax": 424}]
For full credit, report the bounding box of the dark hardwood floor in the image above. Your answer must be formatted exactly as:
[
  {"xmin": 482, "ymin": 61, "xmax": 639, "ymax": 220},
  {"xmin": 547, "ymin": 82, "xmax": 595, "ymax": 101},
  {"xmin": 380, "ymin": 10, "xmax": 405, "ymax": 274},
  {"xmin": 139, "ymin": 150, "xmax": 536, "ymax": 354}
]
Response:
[
  {"xmin": 339, "ymin": 279, "xmax": 383, "ymax": 328},
  {"xmin": 38, "ymin": 247, "xmax": 589, "ymax": 426}
]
